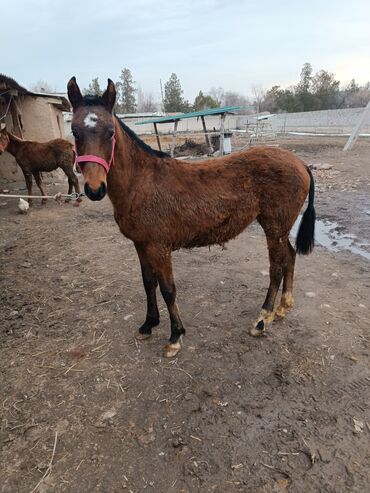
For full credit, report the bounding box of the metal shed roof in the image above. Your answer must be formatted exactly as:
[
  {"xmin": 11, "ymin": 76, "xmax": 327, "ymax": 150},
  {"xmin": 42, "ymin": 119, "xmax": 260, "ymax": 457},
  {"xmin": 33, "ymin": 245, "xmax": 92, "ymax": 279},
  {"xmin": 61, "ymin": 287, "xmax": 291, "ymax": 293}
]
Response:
[{"xmin": 135, "ymin": 105, "xmax": 245, "ymax": 125}]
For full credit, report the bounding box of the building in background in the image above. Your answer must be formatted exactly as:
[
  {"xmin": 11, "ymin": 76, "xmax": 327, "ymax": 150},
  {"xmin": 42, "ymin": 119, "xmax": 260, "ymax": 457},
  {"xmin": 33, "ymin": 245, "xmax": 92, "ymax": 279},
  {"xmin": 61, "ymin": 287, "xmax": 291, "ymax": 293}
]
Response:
[{"xmin": 0, "ymin": 74, "xmax": 70, "ymax": 181}]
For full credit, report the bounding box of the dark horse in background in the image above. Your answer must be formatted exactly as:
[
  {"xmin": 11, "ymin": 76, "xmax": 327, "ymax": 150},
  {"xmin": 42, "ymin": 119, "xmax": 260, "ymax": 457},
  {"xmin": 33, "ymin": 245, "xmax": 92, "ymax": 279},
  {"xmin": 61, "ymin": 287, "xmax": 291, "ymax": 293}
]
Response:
[
  {"xmin": 0, "ymin": 126, "xmax": 81, "ymax": 205},
  {"xmin": 67, "ymin": 78, "xmax": 315, "ymax": 358}
]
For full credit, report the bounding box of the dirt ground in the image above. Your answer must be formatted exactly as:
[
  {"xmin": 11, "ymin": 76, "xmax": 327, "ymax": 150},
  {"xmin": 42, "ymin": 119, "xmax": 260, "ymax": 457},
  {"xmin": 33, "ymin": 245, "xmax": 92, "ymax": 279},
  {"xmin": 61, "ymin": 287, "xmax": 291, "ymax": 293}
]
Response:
[{"xmin": 0, "ymin": 135, "xmax": 369, "ymax": 493}]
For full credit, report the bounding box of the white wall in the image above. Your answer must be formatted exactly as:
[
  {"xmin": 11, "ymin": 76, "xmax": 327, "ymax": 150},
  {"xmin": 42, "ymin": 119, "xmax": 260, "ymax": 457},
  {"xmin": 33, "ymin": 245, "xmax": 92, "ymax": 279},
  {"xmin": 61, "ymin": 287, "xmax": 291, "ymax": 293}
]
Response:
[
  {"xmin": 63, "ymin": 106, "xmax": 370, "ymax": 138},
  {"xmin": 262, "ymin": 107, "xmax": 370, "ymax": 134}
]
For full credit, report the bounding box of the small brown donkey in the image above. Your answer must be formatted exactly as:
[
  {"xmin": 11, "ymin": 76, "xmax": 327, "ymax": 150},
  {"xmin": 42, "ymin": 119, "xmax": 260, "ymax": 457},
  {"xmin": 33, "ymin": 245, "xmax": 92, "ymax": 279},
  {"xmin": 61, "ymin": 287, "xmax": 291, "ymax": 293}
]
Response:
[
  {"xmin": 0, "ymin": 127, "xmax": 81, "ymax": 205},
  {"xmin": 68, "ymin": 77, "xmax": 315, "ymax": 358}
]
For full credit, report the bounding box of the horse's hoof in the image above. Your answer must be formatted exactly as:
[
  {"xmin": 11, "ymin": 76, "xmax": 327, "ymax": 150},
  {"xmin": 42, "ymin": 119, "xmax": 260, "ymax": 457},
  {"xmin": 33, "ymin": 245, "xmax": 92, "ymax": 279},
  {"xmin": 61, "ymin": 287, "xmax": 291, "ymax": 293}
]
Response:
[
  {"xmin": 250, "ymin": 319, "xmax": 266, "ymax": 337},
  {"xmin": 163, "ymin": 340, "xmax": 182, "ymax": 358},
  {"xmin": 250, "ymin": 309, "xmax": 274, "ymax": 337},
  {"xmin": 135, "ymin": 332, "xmax": 152, "ymax": 341}
]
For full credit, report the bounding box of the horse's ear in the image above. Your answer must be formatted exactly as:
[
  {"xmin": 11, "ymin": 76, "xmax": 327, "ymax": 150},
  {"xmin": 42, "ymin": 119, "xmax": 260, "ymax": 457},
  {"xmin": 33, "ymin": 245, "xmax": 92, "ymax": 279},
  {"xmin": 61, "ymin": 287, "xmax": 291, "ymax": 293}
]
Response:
[
  {"xmin": 67, "ymin": 77, "xmax": 83, "ymax": 109},
  {"xmin": 102, "ymin": 79, "xmax": 116, "ymax": 112}
]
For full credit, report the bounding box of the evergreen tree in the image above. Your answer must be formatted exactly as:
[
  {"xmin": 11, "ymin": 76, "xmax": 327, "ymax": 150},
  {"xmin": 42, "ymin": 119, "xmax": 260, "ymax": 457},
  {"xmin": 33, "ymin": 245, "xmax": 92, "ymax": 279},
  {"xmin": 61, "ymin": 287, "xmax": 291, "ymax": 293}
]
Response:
[
  {"xmin": 258, "ymin": 63, "xmax": 369, "ymax": 113},
  {"xmin": 311, "ymin": 70, "xmax": 340, "ymax": 109},
  {"xmin": 83, "ymin": 78, "xmax": 102, "ymax": 96},
  {"xmin": 296, "ymin": 62, "xmax": 314, "ymax": 111},
  {"xmin": 117, "ymin": 68, "xmax": 136, "ymax": 113},
  {"xmin": 346, "ymin": 78, "xmax": 360, "ymax": 93},
  {"xmin": 163, "ymin": 73, "xmax": 187, "ymax": 112},
  {"xmin": 297, "ymin": 62, "xmax": 313, "ymax": 93},
  {"xmin": 193, "ymin": 91, "xmax": 219, "ymax": 111}
]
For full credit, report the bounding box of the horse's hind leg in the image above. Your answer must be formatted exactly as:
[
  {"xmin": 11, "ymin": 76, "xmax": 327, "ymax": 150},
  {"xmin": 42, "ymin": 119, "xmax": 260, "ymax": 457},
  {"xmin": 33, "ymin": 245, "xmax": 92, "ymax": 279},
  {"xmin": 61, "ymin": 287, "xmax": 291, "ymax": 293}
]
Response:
[
  {"xmin": 159, "ymin": 262, "xmax": 185, "ymax": 358},
  {"xmin": 134, "ymin": 244, "xmax": 160, "ymax": 340},
  {"xmin": 23, "ymin": 171, "xmax": 33, "ymax": 206},
  {"xmin": 250, "ymin": 234, "xmax": 288, "ymax": 337},
  {"xmin": 32, "ymin": 171, "xmax": 47, "ymax": 204},
  {"xmin": 275, "ymin": 240, "xmax": 296, "ymax": 318}
]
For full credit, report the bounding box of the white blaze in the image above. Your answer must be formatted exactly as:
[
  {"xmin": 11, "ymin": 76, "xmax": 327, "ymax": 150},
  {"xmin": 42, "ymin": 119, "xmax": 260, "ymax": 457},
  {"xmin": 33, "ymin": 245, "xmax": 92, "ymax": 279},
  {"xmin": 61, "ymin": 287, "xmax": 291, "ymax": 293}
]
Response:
[{"xmin": 84, "ymin": 112, "xmax": 98, "ymax": 128}]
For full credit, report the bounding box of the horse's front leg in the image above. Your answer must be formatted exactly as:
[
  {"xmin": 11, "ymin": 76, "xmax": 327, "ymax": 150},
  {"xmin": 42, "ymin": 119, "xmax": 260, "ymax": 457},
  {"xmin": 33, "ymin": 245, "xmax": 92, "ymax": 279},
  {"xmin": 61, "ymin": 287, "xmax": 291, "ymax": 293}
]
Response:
[
  {"xmin": 140, "ymin": 244, "xmax": 185, "ymax": 357},
  {"xmin": 135, "ymin": 243, "xmax": 160, "ymax": 340}
]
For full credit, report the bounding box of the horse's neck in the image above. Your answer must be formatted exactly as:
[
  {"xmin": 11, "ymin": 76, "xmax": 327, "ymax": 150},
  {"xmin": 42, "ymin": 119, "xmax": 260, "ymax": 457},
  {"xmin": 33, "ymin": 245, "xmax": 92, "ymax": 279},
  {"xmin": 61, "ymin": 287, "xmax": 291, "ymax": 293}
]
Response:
[
  {"xmin": 108, "ymin": 123, "xmax": 157, "ymax": 202},
  {"xmin": 6, "ymin": 133, "xmax": 23, "ymax": 157}
]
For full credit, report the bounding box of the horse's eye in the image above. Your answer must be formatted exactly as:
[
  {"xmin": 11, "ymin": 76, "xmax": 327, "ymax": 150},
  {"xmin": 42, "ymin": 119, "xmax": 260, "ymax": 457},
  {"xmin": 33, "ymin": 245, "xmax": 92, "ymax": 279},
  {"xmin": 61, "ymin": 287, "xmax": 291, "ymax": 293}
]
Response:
[{"xmin": 72, "ymin": 129, "xmax": 80, "ymax": 140}]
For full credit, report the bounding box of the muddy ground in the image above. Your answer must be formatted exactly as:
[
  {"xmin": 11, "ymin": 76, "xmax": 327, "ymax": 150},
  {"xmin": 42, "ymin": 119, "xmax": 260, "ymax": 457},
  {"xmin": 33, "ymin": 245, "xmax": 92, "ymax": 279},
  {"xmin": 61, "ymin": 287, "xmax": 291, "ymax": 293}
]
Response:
[{"xmin": 0, "ymin": 136, "xmax": 369, "ymax": 492}]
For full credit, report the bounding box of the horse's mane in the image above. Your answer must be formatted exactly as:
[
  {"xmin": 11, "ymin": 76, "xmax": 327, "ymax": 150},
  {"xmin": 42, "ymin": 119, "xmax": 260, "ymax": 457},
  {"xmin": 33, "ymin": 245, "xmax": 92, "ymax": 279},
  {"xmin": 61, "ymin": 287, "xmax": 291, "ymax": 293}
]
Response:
[
  {"xmin": 81, "ymin": 95, "xmax": 105, "ymax": 106},
  {"xmin": 115, "ymin": 117, "xmax": 169, "ymax": 158},
  {"xmin": 80, "ymin": 95, "xmax": 169, "ymax": 158}
]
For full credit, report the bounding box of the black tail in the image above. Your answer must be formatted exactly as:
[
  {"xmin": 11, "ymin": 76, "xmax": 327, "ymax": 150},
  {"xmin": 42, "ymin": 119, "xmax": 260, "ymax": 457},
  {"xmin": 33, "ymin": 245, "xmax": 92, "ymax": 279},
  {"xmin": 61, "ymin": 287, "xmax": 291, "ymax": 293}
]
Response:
[{"xmin": 295, "ymin": 167, "xmax": 315, "ymax": 255}]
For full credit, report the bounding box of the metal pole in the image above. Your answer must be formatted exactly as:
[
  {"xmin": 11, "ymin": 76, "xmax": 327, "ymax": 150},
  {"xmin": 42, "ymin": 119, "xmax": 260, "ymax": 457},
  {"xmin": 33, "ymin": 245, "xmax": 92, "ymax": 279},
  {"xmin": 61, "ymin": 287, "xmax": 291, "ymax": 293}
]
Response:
[
  {"xmin": 153, "ymin": 123, "xmax": 162, "ymax": 151},
  {"xmin": 219, "ymin": 113, "xmax": 225, "ymax": 156},
  {"xmin": 344, "ymin": 100, "xmax": 370, "ymax": 151},
  {"xmin": 170, "ymin": 120, "xmax": 179, "ymax": 157},
  {"xmin": 201, "ymin": 115, "xmax": 213, "ymax": 153}
]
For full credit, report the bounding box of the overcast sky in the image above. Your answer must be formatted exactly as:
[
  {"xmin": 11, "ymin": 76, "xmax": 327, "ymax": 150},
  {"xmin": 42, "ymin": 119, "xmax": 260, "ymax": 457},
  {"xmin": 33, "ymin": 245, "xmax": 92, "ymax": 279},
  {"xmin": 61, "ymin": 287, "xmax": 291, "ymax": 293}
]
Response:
[{"xmin": 2, "ymin": 0, "xmax": 370, "ymax": 100}]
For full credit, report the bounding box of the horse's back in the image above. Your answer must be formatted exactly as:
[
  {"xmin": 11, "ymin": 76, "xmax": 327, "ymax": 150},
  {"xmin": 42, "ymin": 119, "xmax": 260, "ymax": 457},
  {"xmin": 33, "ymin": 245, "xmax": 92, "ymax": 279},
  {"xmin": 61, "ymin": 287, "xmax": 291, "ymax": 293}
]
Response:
[
  {"xmin": 177, "ymin": 145, "xmax": 310, "ymax": 243},
  {"xmin": 21, "ymin": 139, "xmax": 73, "ymax": 171}
]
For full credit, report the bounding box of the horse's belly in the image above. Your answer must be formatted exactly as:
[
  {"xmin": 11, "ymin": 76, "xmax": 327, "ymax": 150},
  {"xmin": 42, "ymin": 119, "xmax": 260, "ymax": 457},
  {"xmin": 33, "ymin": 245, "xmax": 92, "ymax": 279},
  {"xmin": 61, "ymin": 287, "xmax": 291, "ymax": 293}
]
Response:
[
  {"xmin": 182, "ymin": 214, "xmax": 254, "ymax": 249},
  {"xmin": 41, "ymin": 163, "xmax": 58, "ymax": 172}
]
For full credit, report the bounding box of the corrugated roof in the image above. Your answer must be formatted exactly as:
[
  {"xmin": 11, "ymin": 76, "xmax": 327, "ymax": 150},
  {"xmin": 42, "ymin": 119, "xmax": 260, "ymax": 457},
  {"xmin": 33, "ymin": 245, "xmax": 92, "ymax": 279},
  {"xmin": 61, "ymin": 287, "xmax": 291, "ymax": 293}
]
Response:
[
  {"xmin": 135, "ymin": 105, "xmax": 245, "ymax": 125},
  {"xmin": 29, "ymin": 92, "xmax": 71, "ymax": 111}
]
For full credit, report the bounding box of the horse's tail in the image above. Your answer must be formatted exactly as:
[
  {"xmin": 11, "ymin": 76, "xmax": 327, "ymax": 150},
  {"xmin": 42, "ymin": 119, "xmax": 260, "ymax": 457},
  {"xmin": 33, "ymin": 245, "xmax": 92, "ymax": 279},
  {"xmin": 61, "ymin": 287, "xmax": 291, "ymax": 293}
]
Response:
[{"xmin": 295, "ymin": 167, "xmax": 315, "ymax": 255}]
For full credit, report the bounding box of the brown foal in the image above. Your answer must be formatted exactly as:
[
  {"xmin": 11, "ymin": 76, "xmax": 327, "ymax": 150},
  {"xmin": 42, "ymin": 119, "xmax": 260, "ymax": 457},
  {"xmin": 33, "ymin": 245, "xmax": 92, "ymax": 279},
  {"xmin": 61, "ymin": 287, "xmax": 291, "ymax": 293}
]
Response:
[
  {"xmin": 0, "ymin": 127, "xmax": 81, "ymax": 205},
  {"xmin": 68, "ymin": 78, "xmax": 315, "ymax": 358}
]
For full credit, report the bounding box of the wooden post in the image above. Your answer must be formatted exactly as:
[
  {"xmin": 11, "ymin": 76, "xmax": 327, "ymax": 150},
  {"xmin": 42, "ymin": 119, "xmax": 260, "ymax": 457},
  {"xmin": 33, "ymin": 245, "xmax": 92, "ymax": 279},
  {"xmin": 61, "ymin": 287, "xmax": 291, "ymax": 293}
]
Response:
[
  {"xmin": 10, "ymin": 97, "xmax": 24, "ymax": 138},
  {"xmin": 201, "ymin": 115, "xmax": 213, "ymax": 153},
  {"xmin": 153, "ymin": 123, "xmax": 162, "ymax": 151},
  {"xmin": 219, "ymin": 113, "xmax": 226, "ymax": 156},
  {"xmin": 170, "ymin": 120, "xmax": 179, "ymax": 157},
  {"xmin": 344, "ymin": 100, "xmax": 370, "ymax": 151}
]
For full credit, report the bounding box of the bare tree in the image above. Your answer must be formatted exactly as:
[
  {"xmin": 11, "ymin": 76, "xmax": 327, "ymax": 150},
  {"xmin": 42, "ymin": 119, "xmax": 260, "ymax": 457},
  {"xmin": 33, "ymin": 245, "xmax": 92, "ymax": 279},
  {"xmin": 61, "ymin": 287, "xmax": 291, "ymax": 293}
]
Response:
[
  {"xmin": 137, "ymin": 86, "xmax": 159, "ymax": 112},
  {"xmin": 222, "ymin": 91, "xmax": 250, "ymax": 107},
  {"xmin": 251, "ymin": 84, "xmax": 266, "ymax": 113},
  {"xmin": 208, "ymin": 87, "xmax": 224, "ymax": 106},
  {"xmin": 30, "ymin": 80, "xmax": 54, "ymax": 93}
]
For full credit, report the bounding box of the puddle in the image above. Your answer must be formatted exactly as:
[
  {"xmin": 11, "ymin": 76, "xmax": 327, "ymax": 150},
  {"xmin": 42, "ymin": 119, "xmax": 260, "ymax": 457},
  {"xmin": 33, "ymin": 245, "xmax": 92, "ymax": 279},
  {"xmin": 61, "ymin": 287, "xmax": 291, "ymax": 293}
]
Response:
[{"xmin": 291, "ymin": 217, "xmax": 370, "ymax": 261}]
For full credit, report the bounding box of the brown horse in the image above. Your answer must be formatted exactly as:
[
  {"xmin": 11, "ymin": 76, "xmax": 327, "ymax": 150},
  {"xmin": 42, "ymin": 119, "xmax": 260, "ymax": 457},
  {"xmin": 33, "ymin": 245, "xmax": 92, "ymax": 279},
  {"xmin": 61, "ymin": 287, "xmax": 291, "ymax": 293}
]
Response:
[
  {"xmin": 0, "ymin": 127, "xmax": 81, "ymax": 205},
  {"xmin": 67, "ymin": 77, "xmax": 315, "ymax": 358}
]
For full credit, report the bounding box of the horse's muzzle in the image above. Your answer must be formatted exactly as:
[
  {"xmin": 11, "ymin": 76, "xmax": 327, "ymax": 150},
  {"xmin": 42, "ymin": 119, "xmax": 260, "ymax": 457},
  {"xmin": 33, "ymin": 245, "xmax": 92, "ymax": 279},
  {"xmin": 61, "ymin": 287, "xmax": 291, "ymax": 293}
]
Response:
[{"xmin": 84, "ymin": 182, "xmax": 107, "ymax": 201}]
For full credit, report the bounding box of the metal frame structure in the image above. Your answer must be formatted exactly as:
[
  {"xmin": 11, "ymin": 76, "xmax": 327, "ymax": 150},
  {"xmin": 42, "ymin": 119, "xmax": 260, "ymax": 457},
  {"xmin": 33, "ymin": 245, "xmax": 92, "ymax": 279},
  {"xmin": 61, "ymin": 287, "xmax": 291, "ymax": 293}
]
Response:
[{"xmin": 135, "ymin": 106, "xmax": 246, "ymax": 157}]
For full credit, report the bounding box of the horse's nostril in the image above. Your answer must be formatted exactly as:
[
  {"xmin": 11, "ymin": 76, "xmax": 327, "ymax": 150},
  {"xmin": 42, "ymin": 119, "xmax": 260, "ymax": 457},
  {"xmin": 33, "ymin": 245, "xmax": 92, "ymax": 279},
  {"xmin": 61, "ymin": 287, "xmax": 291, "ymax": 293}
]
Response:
[
  {"xmin": 98, "ymin": 182, "xmax": 106, "ymax": 197},
  {"xmin": 84, "ymin": 182, "xmax": 106, "ymax": 201}
]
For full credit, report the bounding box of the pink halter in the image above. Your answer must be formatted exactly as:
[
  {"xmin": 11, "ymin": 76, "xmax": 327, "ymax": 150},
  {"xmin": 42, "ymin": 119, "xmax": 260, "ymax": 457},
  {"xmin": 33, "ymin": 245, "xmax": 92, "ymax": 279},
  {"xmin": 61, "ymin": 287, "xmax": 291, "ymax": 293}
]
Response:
[{"xmin": 75, "ymin": 135, "xmax": 116, "ymax": 173}]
